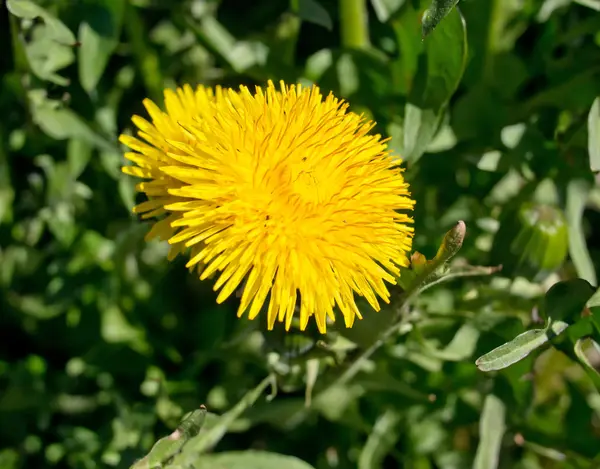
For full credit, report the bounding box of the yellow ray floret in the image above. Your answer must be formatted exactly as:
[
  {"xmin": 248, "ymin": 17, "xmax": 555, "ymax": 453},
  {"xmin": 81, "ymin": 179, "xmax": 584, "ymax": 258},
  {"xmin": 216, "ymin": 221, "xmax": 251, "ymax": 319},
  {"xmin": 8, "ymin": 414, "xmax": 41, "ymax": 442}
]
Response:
[{"xmin": 120, "ymin": 80, "xmax": 414, "ymax": 333}]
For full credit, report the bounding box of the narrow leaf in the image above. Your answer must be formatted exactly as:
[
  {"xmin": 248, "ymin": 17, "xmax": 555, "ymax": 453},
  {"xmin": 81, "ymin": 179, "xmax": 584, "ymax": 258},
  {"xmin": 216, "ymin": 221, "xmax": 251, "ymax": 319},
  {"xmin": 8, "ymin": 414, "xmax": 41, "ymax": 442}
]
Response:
[
  {"xmin": 566, "ymin": 178, "xmax": 597, "ymax": 286},
  {"xmin": 170, "ymin": 375, "xmax": 273, "ymax": 463},
  {"xmin": 402, "ymin": 103, "xmax": 442, "ymax": 163},
  {"xmin": 475, "ymin": 321, "xmax": 568, "ymax": 372},
  {"xmin": 131, "ymin": 407, "xmax": 207, "ymax": 469},
  {"xmin": 422, "ymin": 0, "xmax": 460, "ymax": 38},
  {"xmin": 473, "ymin": 394, "xmax": 506, "ymax": 469},
  {"xmin": 78, "ymin": 0, "xmax": 125, "ymax": 93},
  {"xmin": 194, "ymin": 451, "xmax": 316, "ymax": 469},
  {"xmin": 573, "ymin": 338, "xmax": 600, "ymax": 391},
  {"xmin": 358, "ymin": 409, "xmax": 402, "ymax": 469},
  {"xmin": 588, "ymin": 97, "xmax": 600, "ymax": 171}
]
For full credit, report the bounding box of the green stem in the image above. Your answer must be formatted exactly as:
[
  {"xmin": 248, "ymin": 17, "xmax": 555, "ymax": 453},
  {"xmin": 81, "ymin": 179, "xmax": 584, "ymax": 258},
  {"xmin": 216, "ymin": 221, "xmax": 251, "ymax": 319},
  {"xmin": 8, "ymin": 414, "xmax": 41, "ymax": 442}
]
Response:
[
  {"xmin": 131, "ymin": 407, "xmax": 207, "ymax": 469},
  {"xmin": 326, "ymin": 222, "xmax": 468, "ymax": 388},
  {"xmin": 332, "ymin": 318, "xmax": 409, "ymax": 387},
  {"xmin": 483, "ymin": 0, "xmax": 502, "ymax": 83},
  {"xmin": 169, "ymin": 374, "xmax": 275, "ymax": 463},
  {"xmin": 339, "ymin": 0, "xmax": 370, "ymax": 49}
]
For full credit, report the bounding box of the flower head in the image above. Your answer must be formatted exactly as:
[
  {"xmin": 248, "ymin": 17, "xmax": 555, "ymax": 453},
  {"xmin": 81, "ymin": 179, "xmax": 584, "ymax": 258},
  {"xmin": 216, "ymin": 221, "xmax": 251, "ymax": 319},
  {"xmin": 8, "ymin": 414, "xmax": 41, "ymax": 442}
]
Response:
[{"xmin": 120, "ymin": 80, "xmax": 414, "ymax": 333}]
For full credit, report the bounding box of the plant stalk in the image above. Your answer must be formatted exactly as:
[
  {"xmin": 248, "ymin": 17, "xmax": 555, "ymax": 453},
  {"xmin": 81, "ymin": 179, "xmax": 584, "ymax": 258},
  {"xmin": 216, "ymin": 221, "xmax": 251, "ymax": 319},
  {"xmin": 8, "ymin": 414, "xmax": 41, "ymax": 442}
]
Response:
[{"xmin": 339, "ymin": 0, "xmax": 370, "ymax": 49}]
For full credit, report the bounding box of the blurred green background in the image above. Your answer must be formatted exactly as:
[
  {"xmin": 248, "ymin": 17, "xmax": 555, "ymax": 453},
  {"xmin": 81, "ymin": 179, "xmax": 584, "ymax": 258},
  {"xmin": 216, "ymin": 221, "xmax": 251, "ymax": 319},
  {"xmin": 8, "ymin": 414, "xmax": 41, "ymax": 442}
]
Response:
[{"xmin": 2, "ymin": 0, "xmax": 600, "ymax": 468}]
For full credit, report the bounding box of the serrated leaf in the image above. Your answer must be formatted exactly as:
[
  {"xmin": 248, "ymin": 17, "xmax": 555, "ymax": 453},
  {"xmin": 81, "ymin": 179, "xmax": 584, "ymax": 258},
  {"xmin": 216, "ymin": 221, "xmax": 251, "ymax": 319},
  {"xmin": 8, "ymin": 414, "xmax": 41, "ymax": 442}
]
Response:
[
  {"xmin": 193, "ymin": 451, "xmax": 316, "ymax": 469},
  {"xmin": 78, "ymin": 0, "xmax": 125, "ymax": 93},
  {"xmin": 588, "ymin": 97, "xmax": 600, "ymax": 171},
  {"xmin": 7, "ymin": 0, "xmax": 76, "ymax": 44},
  {"xmin": 422, "ymin": 0, "xmax": 460, "ymax": 38},
  {"xmin": 473, "ymin": 394, "xmax": 506, "ymax": 469}
]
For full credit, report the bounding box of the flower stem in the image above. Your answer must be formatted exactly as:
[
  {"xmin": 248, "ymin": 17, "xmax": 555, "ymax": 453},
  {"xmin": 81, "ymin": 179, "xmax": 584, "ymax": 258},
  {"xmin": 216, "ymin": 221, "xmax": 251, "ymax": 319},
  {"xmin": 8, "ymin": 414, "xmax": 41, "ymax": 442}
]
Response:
[
  {"xmin": 330, "ymin": 222, "xmax": 468, "ymax": 387},
  {"xmin": 169, "ymin": 374, "xmax": 275, "ymax": 462},
  {"xmin": 339, "ymin": 0, "xmax": 370, "ymax": 49}
]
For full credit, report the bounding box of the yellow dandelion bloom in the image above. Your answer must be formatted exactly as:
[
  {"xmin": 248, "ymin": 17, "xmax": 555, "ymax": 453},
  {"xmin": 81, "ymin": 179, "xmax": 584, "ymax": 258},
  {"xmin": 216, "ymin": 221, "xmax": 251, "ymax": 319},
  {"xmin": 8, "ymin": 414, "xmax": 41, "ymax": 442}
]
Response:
[{"xmin": 120, "ymin": 80, "xmax": 414, "ymax": 333}]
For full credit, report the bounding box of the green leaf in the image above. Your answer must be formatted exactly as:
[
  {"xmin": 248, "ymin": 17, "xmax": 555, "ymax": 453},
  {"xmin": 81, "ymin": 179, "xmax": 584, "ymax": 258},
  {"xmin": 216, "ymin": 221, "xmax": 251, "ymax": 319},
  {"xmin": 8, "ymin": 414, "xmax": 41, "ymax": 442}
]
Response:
[
  {"xmin": 67, "ymin": 139, "xmax": 93, "ymax": 179},
  {"xmin": 573, "ymin": 338, "xmax": 600, "ymax": 391},
  {"xmin": 293, "ymin": 0, "xmax": 333, "ymax": 30},
  {"xmin": 23, "ymin": 30, "xmax": 74, "ymax": 85},
  {"xmin": 476, "ymin": 279, "xmax": 596, "ymax": 371},
  {"xmin": 401, "ymin": 103, "xmax": 443, "ymax": 163},
  {"xmin": 187, "ymin": 15, "xmax": 262, "ymax": 73},
  {"xmin": 370, "ymin": 0, "xmax": 406, "ymax": 22},
  {"xmin": 472, "ymin": 394, "xmax": 506, "ymax": 469},
  {"xmin": 78, "ymin": 0, "xmax": 125, "ymax": 93},
  {"xmin": 566, "ymin": 178, "xmax": 597, "ymax": 286},
  {"xmin": 101, "ymin": 305, "xmax": 147, "ymax": 348},
  {"xmin": 358, "ymin": 409, "xmax": 402, "ymax": 469},
  {"xmin": 29, "ymin": 97, "xmax": 117, "ymax": 153},
  {"xmin": 131, "ymin": 408, "xmax": 208, "ymax": 469},
  {"xmin": 543, "ymin": 278, "xmax": 595, "ymax": 323},
  {"xmin": 573, "ymin": 0, "xmax": 600, "ymax": 11},
  {"xmin": 412, "ymin": 6, "xmax": 467, "ymax": 109},
  {"xmin": 588, "ymin": 97, "xmax": 600, "ymax": 171},
  {"xmin": 423, "ymin": 323, "xmax": 480, "ymax": 361},
  {"xmin": 6, "ymin": 0, "xmax": 76, "ymax": 44},
  {"xmin": 7, "ymin": 294, "xmax": 64, "ymax": 319},
  {"xmin": 422, "ymin": 0, "xmax": 460, "ymax": 38},
  {"xmin": 475, "ymin": 325, "xmax": 566, "ymax": 372},
  {"xmin": 587, "ymin": 287, "xmax": 600, "ymax": 334},
  {"xmin": 193, "ymin": 451, "xmax": 316, "ymax": 469},
  {"xmin": 169, "ymin": 376, "xmax": 273, "ymax": 463}
]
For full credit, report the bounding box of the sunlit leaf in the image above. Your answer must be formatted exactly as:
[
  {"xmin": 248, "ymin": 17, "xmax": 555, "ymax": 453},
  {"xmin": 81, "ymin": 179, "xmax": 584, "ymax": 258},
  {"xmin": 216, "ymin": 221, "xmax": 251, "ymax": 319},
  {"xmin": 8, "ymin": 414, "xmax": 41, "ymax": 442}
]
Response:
[
  {"xmin": 7, "ymin": 0, "xmax": 76, "ymax": 44},
  {"xmin": 401, "ymin": 103, "xmax": 443, "ymax": 163},
  {"xmin": 475, "ymin": 326, "xmax": 565, "ymax": 372},
  {"xmin": 358, "ymin": 409, "xmax": 402, "ymax": 469},
  {"xmin": 194, "ymin": 451, "xmax": 316, "ymax": 469},
  {"xmin": 422, "ymin": 0, "xmax": 460, "ymax": 38},
  {"xmin": 476, "ymin": 279, "xmax": 596, "ymax": 371},
  {"xmin": 370, "ymin": 0, "xmax": 406, "ymax": 22},
  {"xmin": 566, "ymin": 178, "xmax": 597, "ymax": 286},
  {"xmin": 473, "ymin": 394, "xmax": 505, "ymax": 469},
  {"xmin": 588, "ymin": 97, "xmax": 600, "ymax": 171},
  {"xmin": 78, "ymin": 0, "xmax": 125, "ymax": 93}
]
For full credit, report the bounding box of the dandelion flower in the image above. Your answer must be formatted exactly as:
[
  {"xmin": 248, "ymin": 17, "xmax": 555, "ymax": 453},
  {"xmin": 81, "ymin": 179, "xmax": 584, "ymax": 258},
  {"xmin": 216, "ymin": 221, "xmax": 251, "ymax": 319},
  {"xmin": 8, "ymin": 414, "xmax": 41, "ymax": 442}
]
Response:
[{"xmin": 120, "ymin": 80, "xmax": 414, "ymax": 333}]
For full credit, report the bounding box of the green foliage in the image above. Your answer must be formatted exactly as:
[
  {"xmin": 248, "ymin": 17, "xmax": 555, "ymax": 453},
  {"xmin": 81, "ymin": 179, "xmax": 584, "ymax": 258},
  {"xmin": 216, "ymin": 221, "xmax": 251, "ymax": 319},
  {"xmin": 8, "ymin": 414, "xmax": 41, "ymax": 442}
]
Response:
[{"xmin": 2, "ymin": 1, "xmax": 600, "ymax": 469}]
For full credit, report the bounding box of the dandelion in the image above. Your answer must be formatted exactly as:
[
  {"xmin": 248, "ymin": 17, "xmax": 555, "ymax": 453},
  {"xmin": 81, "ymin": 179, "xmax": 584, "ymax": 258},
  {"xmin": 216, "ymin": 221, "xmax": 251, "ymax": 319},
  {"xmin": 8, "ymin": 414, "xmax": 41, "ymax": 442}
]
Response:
[{"xmin": 120, "ymin": 80, "xmax": 414, "ymax": 333}]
